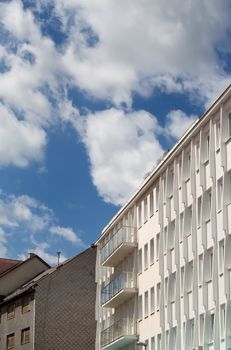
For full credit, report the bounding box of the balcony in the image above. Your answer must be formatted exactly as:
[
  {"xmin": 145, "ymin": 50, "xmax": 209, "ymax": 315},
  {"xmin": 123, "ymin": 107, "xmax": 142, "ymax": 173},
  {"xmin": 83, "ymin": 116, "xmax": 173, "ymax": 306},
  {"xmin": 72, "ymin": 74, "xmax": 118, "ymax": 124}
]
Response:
[
  {"xmin": 101, "ymin": 318, "xmax": 137, "ymax": 350},
  {"xmin": 101, "ymin": 272, "xmax": 137, "ymax": 308},
  {"xmin": 101, "ymin": 226, "xmax": 137, "ymax": 267}
]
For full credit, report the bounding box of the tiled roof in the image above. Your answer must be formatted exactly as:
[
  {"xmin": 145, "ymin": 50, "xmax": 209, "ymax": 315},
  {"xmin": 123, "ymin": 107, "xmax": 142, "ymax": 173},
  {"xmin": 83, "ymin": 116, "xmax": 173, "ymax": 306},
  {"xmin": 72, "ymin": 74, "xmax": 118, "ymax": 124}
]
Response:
[{"xmin": 0, "ymin": 258, "xmax": 21, "ymax": 275}]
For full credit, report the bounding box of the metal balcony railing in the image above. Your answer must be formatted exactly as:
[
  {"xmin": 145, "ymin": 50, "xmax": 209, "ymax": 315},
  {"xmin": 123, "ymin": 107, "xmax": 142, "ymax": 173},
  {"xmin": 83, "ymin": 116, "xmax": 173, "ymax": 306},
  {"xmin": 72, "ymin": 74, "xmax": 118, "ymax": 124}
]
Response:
[
  {"xmin": 100, "ymin": 226, "xmax": 137, "ymax": 264},
  {"xmin": 101, "ymin": 318, "xmax": 136, "ymax": 348},
  {"xmin": 101, "ymin": 272, "xmax": 136, "ymax": 305}
]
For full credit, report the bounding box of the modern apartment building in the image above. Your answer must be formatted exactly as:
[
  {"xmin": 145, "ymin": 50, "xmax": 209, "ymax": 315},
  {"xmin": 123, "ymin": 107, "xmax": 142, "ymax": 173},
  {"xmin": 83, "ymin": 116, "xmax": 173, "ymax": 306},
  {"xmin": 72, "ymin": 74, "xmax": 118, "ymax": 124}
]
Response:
[
  {"xmin": 0, "ymin": 247, "xmax": 96, "ymax": 350},
  {"xmin": 95, "ymin": 84, "xmax": 231, "ymax": 350}
]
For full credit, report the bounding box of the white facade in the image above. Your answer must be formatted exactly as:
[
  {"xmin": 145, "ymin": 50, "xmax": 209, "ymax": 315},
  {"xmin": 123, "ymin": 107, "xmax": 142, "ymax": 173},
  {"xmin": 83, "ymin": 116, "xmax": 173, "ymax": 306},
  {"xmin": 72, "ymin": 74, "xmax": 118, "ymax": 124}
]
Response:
[{"xmin": 95, "ymin": 85, "xmax": 231, "ymax": 350}]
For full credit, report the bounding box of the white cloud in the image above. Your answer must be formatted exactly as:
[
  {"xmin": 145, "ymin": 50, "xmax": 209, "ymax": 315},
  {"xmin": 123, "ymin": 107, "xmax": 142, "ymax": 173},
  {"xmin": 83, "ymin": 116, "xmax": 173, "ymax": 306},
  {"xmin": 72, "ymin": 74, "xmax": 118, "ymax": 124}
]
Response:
[
  {"xmin": 0, "ymin": 193, "xmax": 52, "ymax": 231},
  {"xmin": 80, "ymin": 108, "xmax": 164, "ymax": 205},
  {"xmin": 58, "ymin": 0, "xmax": 231, "ymax": 105},
  {"xmin": 165, "ymin": 110, "xmax": 198, "ymax": 140},
  {"xmin": 0, "ymin": 227, "xmax": 7, "ymax": 257},
  {"xmin": 0, "ymin": 104, "xmax": 46, "ymax": 167},
  {"xmin": 49, "ymin": 225, "xmax": 85, "ymax": 246},
  {"xmin": 0, "ymin": 0, "xmax": 230, "ymax": 207},
  {"xmin": 1, "ymin": 0, "xmax": 230, "ymax": 117},
  {"xmin": 0, "ymin": 191, "xmax": 86, "ymax": 261}
]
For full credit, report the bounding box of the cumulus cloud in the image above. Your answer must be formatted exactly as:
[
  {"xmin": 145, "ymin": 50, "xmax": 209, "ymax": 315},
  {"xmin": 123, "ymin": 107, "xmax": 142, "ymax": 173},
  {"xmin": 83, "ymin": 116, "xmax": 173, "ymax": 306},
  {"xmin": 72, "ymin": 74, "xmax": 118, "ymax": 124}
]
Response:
[
  {"xmin": 50, "ymin": 225, "xmax": 85, "ymax": 246},
  {"xmin": 79, "ymin": 108, "xmax": 164, "ymax": 205},
  {"xmin": 0, "ymin": 193, "xmax": 52, "ymax": 231},
  {"xmin": 0, "ymin": 104, "xmax": 46, "ymax": 167},
  {"xmin": 0, "ymin": 0, "xmax": 230, "ymax": 206},
  {"xmin": 165, "ymin": 110, "xmax": 198, "ymax": 140},
  {"xmin": 0, "ymin": 190, "xmax": 85, "ymax": 262},
  {"xmin": 57, "ymin": 0, "xmax": 231, "ymax": 105}
]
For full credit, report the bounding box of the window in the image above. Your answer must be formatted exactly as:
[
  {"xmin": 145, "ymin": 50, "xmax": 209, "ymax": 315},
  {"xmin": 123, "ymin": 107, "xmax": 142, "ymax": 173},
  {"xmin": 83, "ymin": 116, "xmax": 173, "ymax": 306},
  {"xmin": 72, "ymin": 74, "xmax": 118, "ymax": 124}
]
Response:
[
  {"xmin": 150, "ymin": 238, "xmax": 154, "ymax": 265},
  {"xmin": 184, "ymin": 151, "xmax": 191, "ymax": 179},
  {"xmin": 179, "ymin": 212, "xmax": 184, "ymax": 242},
  {"xmin": 138, "ymin": 204, "xmax": 142, "ymax": 227},
  {"xmin": 195, "ymin": 141, "xmax": 200, "ymax": 169},
  {"xmin": 220, "ymin": 304, "xmax": 226, "ymax": 339},
  {"xmin": 169, "ymin": 273, "xmax": 176, "ymax": 301},
  {"xmin": 164, "ymin": 226, "xmax": 167, "ymax": 254},
  {"xmin": 144, "ymin": 243, "xmax": 148, "ymax": 270},
  {"xmin": 7, "ymin": 304, "xmax": 15, "ymax": 320},
  {"xmin": 188, "ymin": 319, "xmax": 194, "ymax": 349},
  {"xmin": 156, "ymin": 233, "xmax": 160, "ymax": 260},
  {"xmin": 150, "ymin": 287, "xmax": 155, "ymax": 313},
  {"xmin": 151, "ymin": 336, "xmax": 155, "ymax": 350},
  {"xmin": 150, "ymin": 191, "xmax": 154, "ymax": 217},
  {"xmin": 185, "ymin": 205, "xmax": 192, "ymax": 236},
  {"xmin": 207, "ymin": 189, "xmax": 212, "ymax": 218},
  {"xmin": 168, "ymin": 169, "xmax": 174, "ymax": 195},
  {"xmin": 219, "ymin": 240, "xmax": 225, "ymax": 274},
  {"xmin": 208, "ymin": 250, "xmax": 213, "ymax": 280},
  {"xmin": 209, "ymin": 312, "xmax": 215, "ymax": 342},
  {"xmin": 168, "ymin": 220, "xmax": 175, "ymax": 249},
  {"xmin": 198, "ymin": 254, "xmax": 203, "ymax": 285},
  {"xmin": 144, "ymin": 197, "xmax": 148, "ymax": 223},
  {"xmin": 199, "ymin": 314, "xmax": 204, "ymax": 345},
  {"xmin": 229, "ymin": 113, "xmax": 231, "ymax": 138},
  {"xmin": 21, "ymin": 328, "xmax": 30, "ymax": 345},
  {"xmin": 170, "ymin": 327, "xmax": 177, "ymax": 350},
  {"xmin": 185, "ymin": 261, "xmax": 193, "ymax": 292},
  {"xmin": 156, "ymin": 283, "xmax": 161, "ymax": 310},
  {"xmin": 187, "ymin": 153, "xmax": 191, "ymax": 174},
  {"xmin": 205, "ymin": 132, "xmax": 210, "ymax": 160},
  {"xmin": 181, "ymin": 266, "xmax": 185, "ymax": 294},
  {"xmin": 157, "ymin": 334, "xmax": 161, "ymax": 350},
  {"xmin": 7, "ymin": 334, "xmax": 15, "ymax": 349},
  {"xmin": 216, "ymin": 120, "xmax": 221, "ymax": 148},
  {"xmin": 22, "ymin": 295, "xmax": 31, "ymax": 313},
  {"xmin": 197, "ymin": 196, "xmax": 202, "ymax": 227},
  {"xmin": 178, "ymin": 159, "xmax": 182, "ymax": 185},
  {"xmin": 155, "ymin": 185, "xmax": 159, "ymax": 211},
  {"xmin": 138, "ymin": 249, "xmax": 142, "ymax": 274},
  {"xmin": 165, "ymin": 330, "xmax": 169, "ymax": 350},
  {"xmin": 163, "ymin": 176, "xmax": 166, "ymax": 200},
  {"xmin": 182, "ymin": 322, "xmax": 186, "ymax": 348},
  {"xmin": 217, "ymin": 178, "xmax": 223, "ymax": 212},
  {"xmin": 144, "ymin": 291, "xmax": 149, "ymax": 317},
  {"xmin": 138, "ymin": 295, "xmax": 143, "ymax": 320},
  {"xmin": 164, "ymin": 277, "xmax": 168, "ymax": 302}
]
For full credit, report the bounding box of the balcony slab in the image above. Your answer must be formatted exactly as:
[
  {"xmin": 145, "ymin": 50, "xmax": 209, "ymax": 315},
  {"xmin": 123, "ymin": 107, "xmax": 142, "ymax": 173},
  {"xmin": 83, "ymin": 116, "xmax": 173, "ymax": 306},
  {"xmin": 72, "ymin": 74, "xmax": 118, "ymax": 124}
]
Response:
[
  {"xmin": 102, "ymin": 288, "xmax": 137, "ymax": 308},
  {"xmin": 102, "ymin": 335, "xmax": 137, "ymax": 350},
  {"xmin": 102, "ymin": 242, "xmax": 137, "ymax": 267}
]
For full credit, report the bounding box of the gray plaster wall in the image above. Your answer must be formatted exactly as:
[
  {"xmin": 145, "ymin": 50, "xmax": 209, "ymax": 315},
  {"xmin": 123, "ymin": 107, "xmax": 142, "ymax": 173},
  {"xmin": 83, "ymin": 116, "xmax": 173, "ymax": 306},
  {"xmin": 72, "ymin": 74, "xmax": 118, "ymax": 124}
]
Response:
[
  {"xmin": 34, "ymin": 246, "xmax": 96, "ymax": 350},
  {"xmin": 0, "ymin": 292, "xmax": 34, "ymax": 350}
]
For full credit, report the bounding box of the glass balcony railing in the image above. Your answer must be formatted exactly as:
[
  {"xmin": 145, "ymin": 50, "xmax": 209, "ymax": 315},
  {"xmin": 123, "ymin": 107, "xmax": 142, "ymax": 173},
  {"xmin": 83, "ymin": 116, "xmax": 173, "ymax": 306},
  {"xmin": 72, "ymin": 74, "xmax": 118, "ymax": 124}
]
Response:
[
  {"xmin": 101, "ymin": 272, "xmax": 136, "ymax": 305},
  {"xmin": 100, "ymin": 226, "xmax": 137, "ymax": 265},
  {"xmin": 101, "ymin": 318, "xmax": 136, "ymax": 348}
]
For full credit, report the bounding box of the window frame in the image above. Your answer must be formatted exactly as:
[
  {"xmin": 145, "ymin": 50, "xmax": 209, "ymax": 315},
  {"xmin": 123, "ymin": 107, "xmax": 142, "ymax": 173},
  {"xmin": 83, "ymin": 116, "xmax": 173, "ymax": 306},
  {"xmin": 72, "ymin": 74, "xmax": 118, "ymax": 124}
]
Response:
[
  {"xmin": 6, "ymin": 333, "xmax": 15, "ymax": 350},
  {"xmin": 21, "ymin": 327, "xmax": 30, "ymax": 345},
  {"xmin": 7, "ymin": 304, "xmax": 15, "ymax": 320}
]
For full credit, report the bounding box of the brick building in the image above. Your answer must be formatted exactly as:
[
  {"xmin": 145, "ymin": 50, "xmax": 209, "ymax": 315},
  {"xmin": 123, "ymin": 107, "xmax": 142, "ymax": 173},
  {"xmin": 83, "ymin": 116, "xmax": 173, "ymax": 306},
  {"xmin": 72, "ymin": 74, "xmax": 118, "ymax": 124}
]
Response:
[{"xmin": 0, "ymin": 247, "xmax": 96, "ymax": 350}]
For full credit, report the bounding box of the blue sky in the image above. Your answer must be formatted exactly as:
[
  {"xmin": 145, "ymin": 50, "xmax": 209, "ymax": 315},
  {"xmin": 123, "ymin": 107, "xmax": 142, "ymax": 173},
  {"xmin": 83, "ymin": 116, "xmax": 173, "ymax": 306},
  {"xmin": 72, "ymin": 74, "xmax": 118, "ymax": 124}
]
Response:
[{"xmin": 0, "ymin": 0, "xmax": 230, "ymax": 264}]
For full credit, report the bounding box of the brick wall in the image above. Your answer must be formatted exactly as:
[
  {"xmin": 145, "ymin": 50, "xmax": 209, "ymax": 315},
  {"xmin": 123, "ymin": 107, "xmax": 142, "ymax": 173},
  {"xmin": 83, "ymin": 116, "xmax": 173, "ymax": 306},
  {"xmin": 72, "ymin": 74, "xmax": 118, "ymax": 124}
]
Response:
[{"xmin": 34, "ymin": 247, "xmax": 96, "ymax": 350}]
